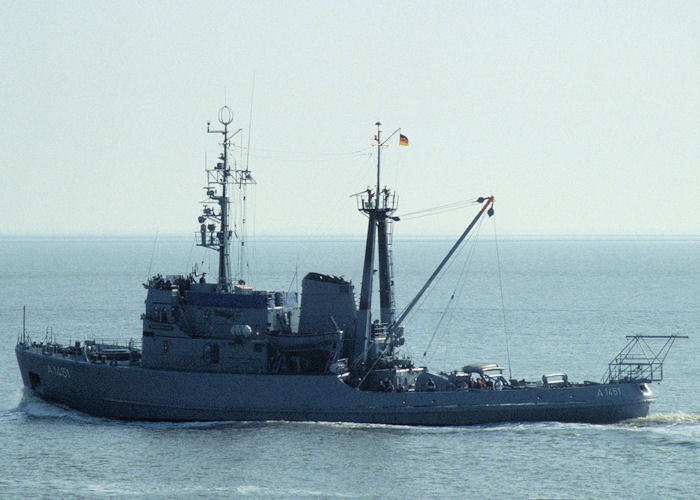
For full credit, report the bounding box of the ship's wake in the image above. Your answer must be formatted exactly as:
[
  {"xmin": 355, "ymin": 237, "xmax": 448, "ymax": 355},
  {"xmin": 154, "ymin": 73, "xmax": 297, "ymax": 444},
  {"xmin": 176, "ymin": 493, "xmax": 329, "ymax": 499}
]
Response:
[{"xmin": 621, "ymin": 412, "xmax": 700, "ymax": 426}]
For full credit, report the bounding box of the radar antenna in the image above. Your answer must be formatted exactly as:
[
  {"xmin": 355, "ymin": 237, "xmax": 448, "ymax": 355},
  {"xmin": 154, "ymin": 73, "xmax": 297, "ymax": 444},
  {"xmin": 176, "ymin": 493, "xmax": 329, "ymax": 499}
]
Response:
[{"xmin": 196, "ymin": 106, "xmax": 251, "ymax": 292}]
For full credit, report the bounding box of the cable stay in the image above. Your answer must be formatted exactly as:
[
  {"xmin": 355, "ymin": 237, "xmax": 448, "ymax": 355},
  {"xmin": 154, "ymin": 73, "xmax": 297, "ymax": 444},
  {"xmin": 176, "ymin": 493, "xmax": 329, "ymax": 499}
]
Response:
[
  {"xmin": 421, "ymin": 215, "xmax": 486, "ymax": 359},
  {"xmin": 398, "ymin": 198, "xmax": 482, "ymax": 221},
  {"xmin": 286, "ymin": 263, "xmax": 298, "ymax": 295},
  {"xmin": 493, "ymin": 215, "xmax": 513, "ymax": 381},
  {"xmin": 390, "ymin": 196, "xmax": 495, "ymax": 340},
  {"xmin": 231, "ymin": 144, "xmax": 373, "ymax": 160}
]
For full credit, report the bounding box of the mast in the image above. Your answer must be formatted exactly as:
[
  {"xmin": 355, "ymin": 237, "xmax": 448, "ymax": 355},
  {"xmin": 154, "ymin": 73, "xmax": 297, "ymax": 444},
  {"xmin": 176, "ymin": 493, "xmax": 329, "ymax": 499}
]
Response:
[
  {"xmin": 354, "ymin": 201, "xmax": 376, "ymax": 367},
  {"xmin": 197, "ymin": 106, "xmax": 245, "ymax": 292},
  {"xmin": 353, "ymin": 122, "xmax": 400, "ymax": 369},
  {"xmin": 374, "ymin": 124, "xmax": 398, "ymax": 325},
  {"xmin": 351, "ymin": 121, "xmax": 494, "ymax": 372}
]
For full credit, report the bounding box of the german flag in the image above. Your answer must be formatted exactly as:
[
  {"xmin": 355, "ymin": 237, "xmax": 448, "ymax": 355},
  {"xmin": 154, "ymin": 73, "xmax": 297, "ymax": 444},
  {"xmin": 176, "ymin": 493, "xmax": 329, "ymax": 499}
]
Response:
[{"xmin": 399, "ymin": 134, "xmax": 409, "ymax": 146}]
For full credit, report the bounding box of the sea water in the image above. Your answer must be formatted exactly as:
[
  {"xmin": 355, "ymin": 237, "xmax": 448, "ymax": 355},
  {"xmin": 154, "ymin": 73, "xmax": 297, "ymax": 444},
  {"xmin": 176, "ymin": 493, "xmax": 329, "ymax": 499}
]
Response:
[{"xmin": 1, "ymin": 235, "xmax": 698, "ymax": 499}]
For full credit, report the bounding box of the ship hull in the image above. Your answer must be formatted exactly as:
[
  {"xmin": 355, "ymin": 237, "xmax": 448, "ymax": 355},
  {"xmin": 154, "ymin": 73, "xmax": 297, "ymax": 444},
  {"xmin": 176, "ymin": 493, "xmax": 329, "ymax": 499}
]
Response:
[{"xmin": 16, "ymin": 346, "xmax": 652, "ymax": 425}]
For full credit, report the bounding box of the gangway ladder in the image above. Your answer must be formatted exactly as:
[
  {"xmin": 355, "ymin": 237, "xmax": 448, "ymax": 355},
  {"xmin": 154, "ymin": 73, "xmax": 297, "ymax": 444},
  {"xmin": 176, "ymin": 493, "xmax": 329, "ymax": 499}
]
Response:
[{"xmin": 603, "ymin": 334, "xmax": 688, "ymax": 383}]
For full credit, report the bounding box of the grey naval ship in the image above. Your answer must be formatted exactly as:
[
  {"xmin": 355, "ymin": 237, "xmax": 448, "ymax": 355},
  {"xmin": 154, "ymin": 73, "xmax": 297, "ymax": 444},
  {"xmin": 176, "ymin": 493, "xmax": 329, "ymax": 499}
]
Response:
[{"xmin": 16, "ymin": 107, "xmax": 685, "ymax": 425}]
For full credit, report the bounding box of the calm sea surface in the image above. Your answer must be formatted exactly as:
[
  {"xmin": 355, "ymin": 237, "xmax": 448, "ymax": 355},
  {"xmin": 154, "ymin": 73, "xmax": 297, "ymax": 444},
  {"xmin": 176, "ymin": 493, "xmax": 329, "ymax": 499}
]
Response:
[{"xmin": 1, "ymin": 235, "xmax": 698, "ymax": 499}]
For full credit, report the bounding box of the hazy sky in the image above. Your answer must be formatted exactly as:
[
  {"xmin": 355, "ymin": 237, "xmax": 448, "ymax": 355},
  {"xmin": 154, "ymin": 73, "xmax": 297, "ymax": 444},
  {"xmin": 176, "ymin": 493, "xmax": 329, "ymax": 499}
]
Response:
[{"xmin": 2, "ymin": 1, "xmax": 698, "ymax": 237}]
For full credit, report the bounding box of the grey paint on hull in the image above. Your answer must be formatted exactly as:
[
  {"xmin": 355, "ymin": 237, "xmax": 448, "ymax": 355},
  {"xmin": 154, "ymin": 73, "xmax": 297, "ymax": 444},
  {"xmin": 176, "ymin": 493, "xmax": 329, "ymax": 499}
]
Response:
[{"xmin": 16, "ymin": 347, "xmax": 652, "ymax": 426}]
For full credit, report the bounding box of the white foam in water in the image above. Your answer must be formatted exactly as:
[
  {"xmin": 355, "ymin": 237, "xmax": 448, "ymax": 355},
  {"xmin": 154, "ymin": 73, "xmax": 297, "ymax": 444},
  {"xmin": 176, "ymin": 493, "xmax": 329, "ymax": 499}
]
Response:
[
  {"xmin": 623, "ymin": 412, "xmax": 700, "ymax": 427},
  {"xmin": 12, "ymin": 389, "xmax": 105, "ymax": 425}
]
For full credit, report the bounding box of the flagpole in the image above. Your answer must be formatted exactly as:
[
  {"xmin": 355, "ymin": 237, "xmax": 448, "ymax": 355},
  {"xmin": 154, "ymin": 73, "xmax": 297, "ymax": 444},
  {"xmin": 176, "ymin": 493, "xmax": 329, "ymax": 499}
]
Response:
[
  {"xmin": 375, "ymin": 122, "xmax": 381, "ymax": 209},
  {"xmin": 375, "ymin": 126, "xmax": 401, "ymax": 208}
]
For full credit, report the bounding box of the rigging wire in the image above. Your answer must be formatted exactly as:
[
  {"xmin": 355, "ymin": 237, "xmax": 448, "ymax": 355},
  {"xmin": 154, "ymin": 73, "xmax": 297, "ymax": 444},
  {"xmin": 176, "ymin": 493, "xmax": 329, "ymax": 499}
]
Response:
[
  {"xmin": 248, "ymin": 183, "xmax": 257, "ymax": 286},
  {"xmin": 396, "ymin": 218, "xmax": 479, "ymax": 363},
  {"xmin": 398, "ymin": 199, "xmax": 480, "ymax": 220},
  {"xmin": 352, "ymin": 146, "xmax": 382, "ymax": 197},
  {"xmin": 400, "ymin": 205, "xmax": 481, "ymax": 221},
  {"xmin": 146, "ymin": 231, "xmax": 159, "ymax": 279},
  {"xmin": 421, "ymin": 216, "xmax": 485, "ymax": 360},
  {"xmin": 244, "ymin": 76, "xmax": 256, "ymax": 286},
  {"xmin": 395, "ymin": 206, "xmax": 484, "ymax": 326},
  {"xmin": 246, "ymin": 73, "xmax": 255, "ymax": 171},
  {"xmin": 185, "ymin": 236, "xmax": 196, "ymax": 275},
  {"xmin": 231, "ymin": 144, "xmax": 373, "ymax": 160},
  {"xmin": 493, "ymin": 214, "xmax": 513, "ymax": 381},
  {"xmin": 286, "ymin": 262, "xmax": 298, "ymax": 295}
]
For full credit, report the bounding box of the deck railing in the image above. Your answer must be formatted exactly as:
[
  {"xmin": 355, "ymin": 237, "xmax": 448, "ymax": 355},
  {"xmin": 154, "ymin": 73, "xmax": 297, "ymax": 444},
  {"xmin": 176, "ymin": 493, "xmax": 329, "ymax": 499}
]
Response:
[{"xmin": 18, "ymin": 330, "xmax": 142, "ymax": 353}]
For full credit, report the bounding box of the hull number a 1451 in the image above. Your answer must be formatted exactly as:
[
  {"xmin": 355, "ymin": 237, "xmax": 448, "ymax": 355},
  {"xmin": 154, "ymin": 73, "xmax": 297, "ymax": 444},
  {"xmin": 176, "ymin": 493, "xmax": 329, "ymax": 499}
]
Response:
[
  {"xmin": 598, "ymin": 387, "xmax": 621, "ymax": 397},
  {"xmin": 47, "ymin": 365, "xmax": 70, "ymax": 378}
]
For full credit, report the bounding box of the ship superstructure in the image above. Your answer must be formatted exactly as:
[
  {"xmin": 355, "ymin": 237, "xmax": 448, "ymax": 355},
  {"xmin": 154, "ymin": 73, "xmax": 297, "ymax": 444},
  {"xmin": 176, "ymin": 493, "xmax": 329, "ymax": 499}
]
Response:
[{"xmin": 140, "ymin": 106, "xmax": 340, "ymax": 376}]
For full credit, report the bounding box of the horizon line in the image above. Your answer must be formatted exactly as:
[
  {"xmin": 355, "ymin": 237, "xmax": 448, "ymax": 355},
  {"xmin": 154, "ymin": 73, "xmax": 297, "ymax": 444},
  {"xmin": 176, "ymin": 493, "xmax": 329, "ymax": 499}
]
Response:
[{"xmin": 1, "ymin": 233, "xmax": 699, "ymax": 241}]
